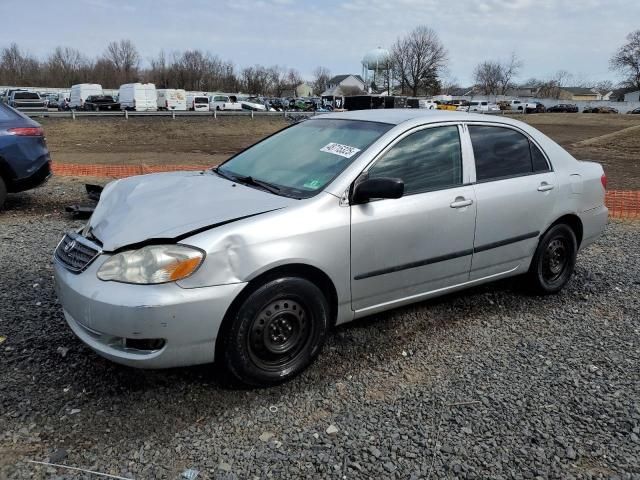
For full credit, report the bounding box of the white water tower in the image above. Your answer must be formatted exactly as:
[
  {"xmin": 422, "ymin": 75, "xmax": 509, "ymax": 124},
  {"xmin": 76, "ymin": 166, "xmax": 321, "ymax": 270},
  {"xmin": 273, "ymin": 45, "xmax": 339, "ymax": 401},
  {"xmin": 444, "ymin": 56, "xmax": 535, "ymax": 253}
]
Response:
[{"xmin": 361, "ymin": 47, "xmax": 391, "ymax": 92}]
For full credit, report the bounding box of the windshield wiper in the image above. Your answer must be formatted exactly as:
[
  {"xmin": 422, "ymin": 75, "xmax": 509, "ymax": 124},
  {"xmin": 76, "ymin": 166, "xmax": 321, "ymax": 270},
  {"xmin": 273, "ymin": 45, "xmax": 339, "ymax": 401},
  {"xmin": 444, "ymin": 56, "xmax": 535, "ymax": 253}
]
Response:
[
  {"xmin": 212, "ymin": 166, "xmax": 236, "ymax": 182},
  {"xmin": 213, "ymin": 168, "xmax": 281, "ymax": 195},
  {"xmin": 234, "ymin": 174, "xmax": 281, "ymax": 194}
]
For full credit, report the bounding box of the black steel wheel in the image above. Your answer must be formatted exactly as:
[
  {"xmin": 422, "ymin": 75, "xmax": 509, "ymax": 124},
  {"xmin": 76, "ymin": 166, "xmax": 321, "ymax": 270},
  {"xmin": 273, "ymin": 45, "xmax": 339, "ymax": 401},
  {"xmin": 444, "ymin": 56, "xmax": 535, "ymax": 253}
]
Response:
[
  {"xmin": 221, "ymin": 276, "xmax": 329, "ymax": 387},
  {"xmin": 525, "ymin": 224, "xmax": 577, "ymax": 294},
  {"xmin": 247, "ymin": 298, "xmax": 310, "ymax": 372}
]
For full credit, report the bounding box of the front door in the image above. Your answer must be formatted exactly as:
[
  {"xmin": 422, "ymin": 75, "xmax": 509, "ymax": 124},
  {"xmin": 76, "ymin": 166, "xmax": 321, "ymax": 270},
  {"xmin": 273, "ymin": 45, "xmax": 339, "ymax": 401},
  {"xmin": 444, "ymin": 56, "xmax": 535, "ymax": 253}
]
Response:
[{"xmin": 350, "ymin": 124, "xmax": 477, "ymax": 312}]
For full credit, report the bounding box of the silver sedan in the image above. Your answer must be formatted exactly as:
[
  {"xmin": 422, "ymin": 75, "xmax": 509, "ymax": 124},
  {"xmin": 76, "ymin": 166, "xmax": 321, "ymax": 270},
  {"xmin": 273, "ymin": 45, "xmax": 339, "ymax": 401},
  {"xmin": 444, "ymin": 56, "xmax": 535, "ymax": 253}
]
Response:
[{"xmin": 53, "ymin": 110, "xmax": 608, "ymax": 386}]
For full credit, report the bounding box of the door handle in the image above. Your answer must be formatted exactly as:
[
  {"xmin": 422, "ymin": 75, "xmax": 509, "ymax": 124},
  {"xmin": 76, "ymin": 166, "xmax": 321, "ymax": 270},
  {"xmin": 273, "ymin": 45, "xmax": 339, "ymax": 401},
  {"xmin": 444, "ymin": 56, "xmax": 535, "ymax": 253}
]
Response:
[
  {"xmin": 450, "ymin": 197, "xmax": 473, "ymax": 209},
  {"xmin": 537, "ymin": 182, "xmax": 554, "ymax": 192}
]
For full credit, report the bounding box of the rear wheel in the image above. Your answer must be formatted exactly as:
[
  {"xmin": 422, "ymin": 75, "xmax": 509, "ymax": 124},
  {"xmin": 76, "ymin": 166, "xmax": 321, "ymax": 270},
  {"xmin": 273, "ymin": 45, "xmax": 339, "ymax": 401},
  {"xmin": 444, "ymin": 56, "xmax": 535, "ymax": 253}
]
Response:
[
  {"xmin": 0, "ymin": 176, "xmax": 6, "ymax": 210},
  {"xmin": 221, "ymin": 276, "xmax": 329, "ymax": 387},
  {"xmin": 525, "ymin": 224, "xmax": 577, "ymax": 294}
]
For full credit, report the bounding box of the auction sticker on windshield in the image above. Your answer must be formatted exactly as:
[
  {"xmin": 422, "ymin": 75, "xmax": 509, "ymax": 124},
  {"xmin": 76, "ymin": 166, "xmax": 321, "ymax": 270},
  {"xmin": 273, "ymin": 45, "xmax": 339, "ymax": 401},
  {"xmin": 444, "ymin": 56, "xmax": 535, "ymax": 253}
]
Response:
[{"xmin": 320, "ymin": 143, "xmax": 361, "ymax": 159}]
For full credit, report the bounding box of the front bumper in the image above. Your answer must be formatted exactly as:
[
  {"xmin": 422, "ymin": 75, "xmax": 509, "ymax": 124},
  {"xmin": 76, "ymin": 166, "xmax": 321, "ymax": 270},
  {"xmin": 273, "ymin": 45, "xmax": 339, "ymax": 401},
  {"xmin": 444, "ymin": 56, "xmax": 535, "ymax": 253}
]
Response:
[{"xmin": 54, "ymin": 258, "xmax": 247, "ymax": 368}]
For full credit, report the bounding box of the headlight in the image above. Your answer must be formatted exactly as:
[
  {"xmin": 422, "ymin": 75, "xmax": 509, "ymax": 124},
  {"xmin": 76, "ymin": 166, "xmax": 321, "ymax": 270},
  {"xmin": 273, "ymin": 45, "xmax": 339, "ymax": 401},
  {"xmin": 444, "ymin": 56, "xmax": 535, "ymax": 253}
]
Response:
[{"xmin": 97, "ymin": 245, "xmax": 204, "ymax": 284}]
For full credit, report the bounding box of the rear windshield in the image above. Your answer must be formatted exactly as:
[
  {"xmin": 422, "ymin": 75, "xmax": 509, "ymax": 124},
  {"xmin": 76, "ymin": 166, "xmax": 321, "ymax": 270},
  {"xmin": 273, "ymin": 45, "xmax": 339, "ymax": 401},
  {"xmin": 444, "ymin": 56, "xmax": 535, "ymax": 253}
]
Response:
[
  {"xmin": 194, "ymin": 97, "xmax": 208, "ymax": 104},
  {"xmin": 14, "ymin": 92, "xmax": 40, "ymax": 100}
]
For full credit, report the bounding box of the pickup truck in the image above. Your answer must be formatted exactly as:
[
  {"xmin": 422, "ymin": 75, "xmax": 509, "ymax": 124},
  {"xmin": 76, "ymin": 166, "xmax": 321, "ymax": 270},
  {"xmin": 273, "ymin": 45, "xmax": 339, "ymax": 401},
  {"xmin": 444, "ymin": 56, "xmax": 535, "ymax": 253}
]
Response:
[
  {"xmin": 83, "ymin": 95, "xmax": 120, "ymax": 111},
  {"xmin": 8, "ymin": 91, "xmax": 47, "ymax": 111}
]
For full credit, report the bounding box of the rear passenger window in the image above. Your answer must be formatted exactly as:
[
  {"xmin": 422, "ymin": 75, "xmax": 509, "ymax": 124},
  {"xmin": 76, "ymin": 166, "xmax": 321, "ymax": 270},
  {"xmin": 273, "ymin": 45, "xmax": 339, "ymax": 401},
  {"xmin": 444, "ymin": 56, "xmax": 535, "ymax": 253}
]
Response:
[
  {"xmin": 469, "ymin": 126, "xmax": 548, "ymax": 181},
  {"xmin": 367, "ymin": 125, "xmax": 462, "ymax": 195},
  {"xmin": 530, "ymin": 142, "xmax": 550, "ymax": 172}
]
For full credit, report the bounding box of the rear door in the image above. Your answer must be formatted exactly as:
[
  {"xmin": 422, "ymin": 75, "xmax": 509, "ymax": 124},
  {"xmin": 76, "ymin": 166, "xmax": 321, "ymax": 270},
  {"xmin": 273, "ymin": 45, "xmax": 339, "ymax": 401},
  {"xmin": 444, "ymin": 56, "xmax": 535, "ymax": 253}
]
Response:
[
  {"xmin": 350, "ymin": 124, "xmax": 477, "ymax": 312},
  {"xmin": 467, "ymin": 124, "xmax": 557, "ymax": 280}
]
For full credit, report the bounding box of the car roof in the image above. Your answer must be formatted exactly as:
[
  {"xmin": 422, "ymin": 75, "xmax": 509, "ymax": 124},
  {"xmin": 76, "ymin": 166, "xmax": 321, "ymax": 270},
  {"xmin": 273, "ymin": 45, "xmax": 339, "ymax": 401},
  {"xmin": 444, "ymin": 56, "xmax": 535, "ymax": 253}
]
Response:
[{"xmin": 314, "ymin": 109, "xmax": 525, "ymax": 128}]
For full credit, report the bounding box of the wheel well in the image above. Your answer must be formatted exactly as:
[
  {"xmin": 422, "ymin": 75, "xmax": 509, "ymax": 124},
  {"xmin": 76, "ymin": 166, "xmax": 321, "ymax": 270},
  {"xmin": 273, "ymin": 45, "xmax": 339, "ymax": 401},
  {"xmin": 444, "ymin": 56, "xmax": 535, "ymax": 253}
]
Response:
[
  {"xmin": 214, "ymin": 264, "xmax": 339, "ymax": 361},
  {"xmin": 549, "ymin": 214, "xmax": 583, "ymax": 247}
]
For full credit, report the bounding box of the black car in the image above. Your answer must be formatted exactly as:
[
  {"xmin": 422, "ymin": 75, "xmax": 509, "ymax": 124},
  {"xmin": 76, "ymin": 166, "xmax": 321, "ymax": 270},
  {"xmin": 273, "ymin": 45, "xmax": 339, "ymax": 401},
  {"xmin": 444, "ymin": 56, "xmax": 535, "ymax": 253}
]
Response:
[
  {"xmin": 546, "ymin": 104, "xmax": 579, "ymax": 113},
  {"xmin": 627, "ymin": 107, "xmax": 640, "ymax": 114},
  {"xmin": 583, "ymin": 106, "xmax": 618, "ymax": 114},
  {"xmin": 83, "ymin": 95, "xmax": 120, "ymax": 111},
  {"xmin": 525, "ymin": 102, "xmax": 546, "ymax": 114},
  {"xmin": 0, "ymin": 104, "xmax": 51, "ymax": 209}
]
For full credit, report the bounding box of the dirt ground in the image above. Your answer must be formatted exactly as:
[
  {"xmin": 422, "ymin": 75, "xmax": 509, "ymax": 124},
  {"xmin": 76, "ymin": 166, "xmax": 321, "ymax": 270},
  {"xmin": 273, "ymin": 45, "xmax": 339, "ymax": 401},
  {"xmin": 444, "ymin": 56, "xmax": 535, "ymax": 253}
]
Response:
[
  {"xmin": 40, "ymin": 113, "xmax": 640, "ymax": 189},
  {"xmin": 513, "ymin": 113, "xmax": 640, "ymax": 189},
  {"xmin": 40, "ymin": 116, "xmax": 288, "ymax": 168}
]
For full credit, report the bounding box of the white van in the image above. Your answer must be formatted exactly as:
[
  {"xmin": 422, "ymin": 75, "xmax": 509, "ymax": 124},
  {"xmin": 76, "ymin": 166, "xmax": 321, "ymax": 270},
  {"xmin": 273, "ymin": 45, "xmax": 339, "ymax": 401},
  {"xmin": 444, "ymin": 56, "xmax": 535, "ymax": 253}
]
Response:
[
  {"xmin": 210, "ymin": 94, "xmax": 242, "ymax": 111},
  {"xmin": 69, "ymin": 84, "xmax": 103, "ymax": 109},
  {"xmin": 118, "ymin": 83, "xmax": 158, "ymax": 112},
  {"xmin": 157, "ymin": 89, "xmax": 186, "ymax": 111},
  {"xmin": 186, "ymin": 94, "xmax": 209, "ymax": 112}
]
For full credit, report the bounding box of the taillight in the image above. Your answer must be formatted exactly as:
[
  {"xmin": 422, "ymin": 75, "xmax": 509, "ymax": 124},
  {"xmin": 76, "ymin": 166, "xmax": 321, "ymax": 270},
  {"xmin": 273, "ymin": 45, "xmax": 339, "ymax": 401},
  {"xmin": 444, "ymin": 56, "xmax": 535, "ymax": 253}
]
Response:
[
  {"xmin": 601, "ymin": 173, "xmax": 607, "ymax": 190},
  {"xmin": 8, "ymin": 127, "xmax": 44, "ymax": 136}
]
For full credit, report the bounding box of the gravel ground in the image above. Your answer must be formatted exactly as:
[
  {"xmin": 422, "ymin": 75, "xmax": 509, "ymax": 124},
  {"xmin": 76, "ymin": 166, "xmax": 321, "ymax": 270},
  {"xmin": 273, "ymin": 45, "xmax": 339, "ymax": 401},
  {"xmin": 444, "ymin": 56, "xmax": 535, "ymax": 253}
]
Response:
[{"xmin": 1, "ymin": 178, "xmax": 639, "ymax": 479}]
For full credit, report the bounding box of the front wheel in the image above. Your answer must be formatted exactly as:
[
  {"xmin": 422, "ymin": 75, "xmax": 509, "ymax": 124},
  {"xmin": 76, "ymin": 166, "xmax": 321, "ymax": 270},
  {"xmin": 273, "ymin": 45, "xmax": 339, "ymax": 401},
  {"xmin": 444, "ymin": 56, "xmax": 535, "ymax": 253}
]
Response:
[
  {"xmin": 525, "ymin": 224, "xmax": 577, "ymax": 294},
  {"xmin": 220, "ymin": 277, "xmax": 329, "ymax": 387}
]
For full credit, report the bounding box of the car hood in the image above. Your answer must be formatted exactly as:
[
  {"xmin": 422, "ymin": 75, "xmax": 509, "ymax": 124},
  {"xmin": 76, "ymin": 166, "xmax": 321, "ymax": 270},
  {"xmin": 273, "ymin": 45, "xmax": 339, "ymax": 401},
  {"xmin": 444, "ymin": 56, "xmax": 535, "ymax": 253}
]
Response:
[{"xmin": 89, "ymin": 170, "xmax": 295, "ymax": 251}]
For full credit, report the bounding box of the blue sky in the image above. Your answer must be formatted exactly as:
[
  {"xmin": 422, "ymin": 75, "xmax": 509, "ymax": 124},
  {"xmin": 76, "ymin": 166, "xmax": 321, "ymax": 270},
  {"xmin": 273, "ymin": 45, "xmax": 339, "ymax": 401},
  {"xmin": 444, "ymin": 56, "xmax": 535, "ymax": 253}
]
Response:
[{"xmin": 3, "ymin": 0, "xmax": 639, "ymax": 86}]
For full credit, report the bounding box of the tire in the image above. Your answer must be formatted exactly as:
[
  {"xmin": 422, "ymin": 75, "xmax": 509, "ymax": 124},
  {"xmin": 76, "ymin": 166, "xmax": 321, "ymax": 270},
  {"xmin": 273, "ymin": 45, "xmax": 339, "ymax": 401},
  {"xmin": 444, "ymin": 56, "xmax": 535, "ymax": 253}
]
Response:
[
  {"xmin": 221, "ymin": 276, "xmax": 329, "ymax": 387},
  {"xmin": 525, "ymin": 224, "xmax": 577, "ymax": 294},
  {"xmin": 0, "ymin": 176, "xmax": 6, "ymax": 210}
]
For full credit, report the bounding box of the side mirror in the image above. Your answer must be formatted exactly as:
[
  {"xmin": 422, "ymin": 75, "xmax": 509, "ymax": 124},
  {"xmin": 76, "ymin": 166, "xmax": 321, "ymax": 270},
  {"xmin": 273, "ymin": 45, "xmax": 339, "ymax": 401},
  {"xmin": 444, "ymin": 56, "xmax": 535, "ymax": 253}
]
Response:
[{"xmin": 352, "ymin": 177, "xmax": 404, "ymax": 204}]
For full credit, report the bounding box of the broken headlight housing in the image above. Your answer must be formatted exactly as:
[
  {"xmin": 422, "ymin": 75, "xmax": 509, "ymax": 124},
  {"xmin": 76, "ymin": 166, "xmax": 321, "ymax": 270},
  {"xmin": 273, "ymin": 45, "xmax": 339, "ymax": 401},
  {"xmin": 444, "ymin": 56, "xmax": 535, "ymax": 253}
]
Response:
[{"xmin": 97, "ymin": 245, "xmax": 204, "ymax": 284}]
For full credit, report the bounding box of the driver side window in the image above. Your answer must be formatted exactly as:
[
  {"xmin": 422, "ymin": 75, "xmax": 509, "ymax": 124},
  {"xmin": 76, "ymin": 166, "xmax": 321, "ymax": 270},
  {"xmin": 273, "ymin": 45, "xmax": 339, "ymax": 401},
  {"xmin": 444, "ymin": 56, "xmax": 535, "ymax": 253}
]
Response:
[{"xmin": 367, "ymin": 125, "xmax": 463, "ymax": 195}]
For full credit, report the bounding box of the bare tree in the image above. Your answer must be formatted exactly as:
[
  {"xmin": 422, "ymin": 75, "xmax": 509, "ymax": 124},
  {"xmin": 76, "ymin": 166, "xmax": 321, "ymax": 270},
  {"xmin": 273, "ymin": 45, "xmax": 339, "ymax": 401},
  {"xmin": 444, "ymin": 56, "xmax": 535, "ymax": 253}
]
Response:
[
  {"xmin": 0, "ymin": 43, "xmax": 41, "ymax": 86},
  {"xmin": 473, "ymin": 61, "xmax": 502, "ymax": 95},
  {"xmin": 610, "ymin": 30, "xmax": 640, "ymax": 90},
  {"xmin": 498, "ymin": 53, "xmax": 522, "ymax": 94},
  {"xmin": 311, "ymin": 66, "xmax": 331, "ymax": 95},
  {"xmin": 241, "ymin": 65, "xmax": 276, "ymax": 95},
  {"xmin": 593, "ymin": 79, "xmax": 615, "ymax": 94},
  {"xmin": 272, "ymin": 67, "xmax": 302, "ymax": 96},
  {"xmin": 46, "ymin": 47, "xmax": 90, "ymax": 86},
  {"xmin": 473, "ymin": 53, "xmax": 522, "ymax": 96},
  {"xmin": 149, "ymin": 50, "xmax": 170, "ymax": 88},
  {"xmin": 103, "ymin": 39, "xmax": 140, "ymax": 85},
  {"xmin": 534, "ymin": 70, "xmax": 573, "ymax": 99},
  {"xmin": 391, "ymin": 26, "xmax": 447, "ymax": 96}
]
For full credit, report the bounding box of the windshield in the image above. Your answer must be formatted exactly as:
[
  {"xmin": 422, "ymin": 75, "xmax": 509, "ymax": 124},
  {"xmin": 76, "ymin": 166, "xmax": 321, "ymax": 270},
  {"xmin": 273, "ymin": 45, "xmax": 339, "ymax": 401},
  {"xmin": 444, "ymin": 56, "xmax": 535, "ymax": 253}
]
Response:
[
  {"xmin": 194, "ymin": 97, "xmax": 208, "ymax": 104},
  {"xmin": 217, "ymin": 119, "xmax": 392, "ymax": 198}
]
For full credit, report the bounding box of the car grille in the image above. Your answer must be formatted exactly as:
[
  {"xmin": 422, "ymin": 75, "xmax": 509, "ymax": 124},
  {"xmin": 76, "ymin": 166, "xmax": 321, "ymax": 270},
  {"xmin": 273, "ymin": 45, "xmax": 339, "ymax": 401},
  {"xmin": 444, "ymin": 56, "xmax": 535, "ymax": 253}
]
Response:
[{"xmin": 54, "ymin": 232, "xmax": 102, "ymax": 273}]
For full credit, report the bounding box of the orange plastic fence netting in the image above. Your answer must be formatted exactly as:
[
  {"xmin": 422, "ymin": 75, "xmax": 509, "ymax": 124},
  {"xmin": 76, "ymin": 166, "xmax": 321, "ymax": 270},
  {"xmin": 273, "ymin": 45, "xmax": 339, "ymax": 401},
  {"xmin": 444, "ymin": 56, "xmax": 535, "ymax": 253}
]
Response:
[
  {"xmin": 51, "ymin": 163, "xmax": 640, "ymax": 219},
  {"xmin": 52, "ymin": 163, "xmax": 204, "ymax": 177},
  {"xmin": 605, "ymin": 190, "xmax": 640, "ymax": 219}
]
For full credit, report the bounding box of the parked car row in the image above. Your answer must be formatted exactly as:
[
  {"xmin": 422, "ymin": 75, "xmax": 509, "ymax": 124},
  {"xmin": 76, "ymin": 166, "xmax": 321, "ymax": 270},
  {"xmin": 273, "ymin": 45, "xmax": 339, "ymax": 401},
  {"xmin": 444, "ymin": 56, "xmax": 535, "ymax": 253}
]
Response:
[
  {"xmin": 546, "ymin": 104, "xmax": 579, "ymax": 113},
  {"xmin": 582, "ymin": 106, "xmax": 619, "ymax": 114}
]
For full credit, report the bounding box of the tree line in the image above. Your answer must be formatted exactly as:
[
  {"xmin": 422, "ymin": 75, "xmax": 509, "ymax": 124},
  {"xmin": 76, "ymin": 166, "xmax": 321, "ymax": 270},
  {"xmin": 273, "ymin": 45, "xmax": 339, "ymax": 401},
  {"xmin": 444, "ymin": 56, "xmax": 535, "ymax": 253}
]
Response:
[
  {"xmin": 1, "ymin": 28, "xmax": 638, "ymax": 97},
  {"xmin": 0, "ymin": 40, "xmax": 309, "ymax": 96}
]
